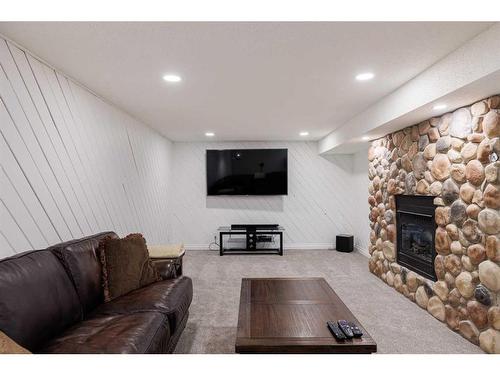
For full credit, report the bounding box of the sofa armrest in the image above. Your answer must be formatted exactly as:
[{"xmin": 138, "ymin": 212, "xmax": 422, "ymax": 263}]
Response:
[{"xmin": 151, "ymin": 257, "xmax": 183, "ymax": 280}]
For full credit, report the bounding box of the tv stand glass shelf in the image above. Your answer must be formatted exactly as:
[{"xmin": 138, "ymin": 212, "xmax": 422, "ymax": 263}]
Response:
[{"xmin": 217, "ymin": 226, "xmax": 284, "ymax": 256}]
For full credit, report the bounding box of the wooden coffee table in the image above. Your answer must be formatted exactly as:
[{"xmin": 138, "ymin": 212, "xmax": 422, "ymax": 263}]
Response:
[{"xmin": 235, "ymin": 277, "xmax": 377, "ymax": 353}]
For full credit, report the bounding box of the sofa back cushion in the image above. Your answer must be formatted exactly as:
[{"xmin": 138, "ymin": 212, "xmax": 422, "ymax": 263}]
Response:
[
  {"xmin": 0, "ymin": 250, "xmax": 82, "ymax": 351},
  {"xmin": 49, "ymin": 232, "xmax": 118, "ymax": 315}
]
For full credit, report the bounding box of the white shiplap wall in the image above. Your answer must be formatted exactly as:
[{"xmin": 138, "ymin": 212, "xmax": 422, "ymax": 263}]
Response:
[
  {"xmin": 0, "ymin": 37, "xmax": 173, "ymax": 259},
  {"xmin": 169, "ymin": 141, "xmax": 361, "ymax": 250},
  {"xmin": 351, "ymin": 147, "xmax": 370, "ymax": 256}
]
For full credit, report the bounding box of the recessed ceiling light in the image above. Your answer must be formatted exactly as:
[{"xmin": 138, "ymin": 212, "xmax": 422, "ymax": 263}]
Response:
[
  {"xmin": 205, "ymin": 132, "xmax": 215, "ymax": 137},
  {"xmin": 433, "ymin": 104, "xmax": 447, "ymax": 110},
  {"xmin": 163, "ymin": 74, "xmax": 182, "ymax": 83},
  {"xmin": 299, "ymin": 131, "xmax": 309, "ymax": 136},
  {"xmin": 362, "ymin": 136, "xmax": 370, "ymax": 141},
  {"xmin": 355, "ymin": 72, "xmax": 375, "ymax": 81}
]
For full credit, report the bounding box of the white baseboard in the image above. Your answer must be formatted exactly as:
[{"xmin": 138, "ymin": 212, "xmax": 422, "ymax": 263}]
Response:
[
  {"xmin": 355, "ymin": 245, "xmax": 370, "ymax": 258},
  {"xmin": 285, "ymin": 243, "xmax": 333, "ymax": 250},
  {"xmin": 184, "ymin": 243, "xmax": 334, "ymax": 251},
  {"xmin": 184, "ymin": 244, "xmax": 213, "ymax": 250}
]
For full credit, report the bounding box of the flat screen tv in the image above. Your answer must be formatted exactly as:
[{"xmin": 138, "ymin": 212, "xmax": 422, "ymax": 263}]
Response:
[{"xmin": 206, "ymin": 149, "xmax": 288, "ymax": 196}]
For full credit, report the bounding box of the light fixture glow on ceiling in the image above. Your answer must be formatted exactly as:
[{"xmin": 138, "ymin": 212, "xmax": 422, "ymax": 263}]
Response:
[
  {"xmin": 433, "ymin": 104, "xmax": 447, "ymax": 110},
  {"xmin": 299, "ymin": 131, "xmax": 309, "ymax": 136},
  {"xmin": 355, "ymin": 72, "xmax": 375, "ymax": 81},
  {"xmin": 362, "ymin": 136, "xmax": 370, "ymax": 141},
  {"xmin": 163, "ymin": 74, "xmax": 182, "ymax": 83},
  {"xmin": 205, "ymin": 132, "xmax": 215, "ymax": 137}
]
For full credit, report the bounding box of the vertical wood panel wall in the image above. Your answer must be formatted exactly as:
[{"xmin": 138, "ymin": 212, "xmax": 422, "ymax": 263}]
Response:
[
  {"xmin": 0, "ymin": 37, "xmax": 173, "ymax": 259},
  {"xmin": 170, "ymin": 141, "xmax": 362, "ymax": 250},
  {"xmin": 351, "ymin": 147, "xmax": 370, "ymax": 256}
]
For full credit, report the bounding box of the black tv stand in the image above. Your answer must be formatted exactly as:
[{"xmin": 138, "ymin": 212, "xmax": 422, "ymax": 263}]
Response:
[{"xmin": 218, "ymin": 225, "xmax": 284, "ymax": 256}]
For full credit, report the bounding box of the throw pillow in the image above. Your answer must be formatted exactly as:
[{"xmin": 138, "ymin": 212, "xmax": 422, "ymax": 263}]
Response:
[
  {"xmin": 98, "ymin": 233, "xmax": 161, "ymax": 302},
  {"xmin": 0, "ymin": 331, "xmax": 31, "ymax": 354}
]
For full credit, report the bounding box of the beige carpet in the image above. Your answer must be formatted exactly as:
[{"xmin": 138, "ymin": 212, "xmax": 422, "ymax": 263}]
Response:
[{"xmin": 174, "ymin": 249, "xmax": 483, "ymax": 354}]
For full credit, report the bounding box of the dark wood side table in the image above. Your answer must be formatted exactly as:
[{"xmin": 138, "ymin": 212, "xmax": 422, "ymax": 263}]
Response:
[{"xmin": 235, "ymin": 277, "xmax": 377, "ymax": 354}]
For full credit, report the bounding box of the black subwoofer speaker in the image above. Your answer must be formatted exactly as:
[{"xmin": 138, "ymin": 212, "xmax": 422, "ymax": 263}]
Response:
[{"xmin": 336, "ymin": 234, "xmax": 354, "ymax": 253}]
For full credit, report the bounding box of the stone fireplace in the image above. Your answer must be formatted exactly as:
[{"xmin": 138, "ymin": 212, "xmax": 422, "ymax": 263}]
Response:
[
  {"xmin": 367, "ymin": 94, "xmax": 500, "ymax": 353},
  {"xmin": 396, "ymin": 195, "xmax": 436, "ymax": 281}
]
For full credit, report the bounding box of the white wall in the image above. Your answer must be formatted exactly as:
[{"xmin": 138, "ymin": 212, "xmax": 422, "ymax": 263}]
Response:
[
  {"xmin": 169, "ymin": 141, "xmax": 360, "ymax": 250},
  {"xmin": 0, "ymin": 37, "xmax": 173, "ymax": 259},
  {"xmin": 351, "ymin": 147, "xmax": 370, "ymax": 256}
]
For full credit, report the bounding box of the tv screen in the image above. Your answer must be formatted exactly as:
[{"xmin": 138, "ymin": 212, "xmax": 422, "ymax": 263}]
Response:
[{"xmin": 206, "ymin": 149, "xmax": 288, "ymax": 196}]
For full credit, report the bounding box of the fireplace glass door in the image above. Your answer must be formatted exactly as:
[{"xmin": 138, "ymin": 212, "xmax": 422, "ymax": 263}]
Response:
[
  {"xmin": 396, "ymin": 195, "xmax": 437, "ymax": 281},
  {"xmin": 399, "ymin": 213, "xmax": 434, "ymax": 263}
]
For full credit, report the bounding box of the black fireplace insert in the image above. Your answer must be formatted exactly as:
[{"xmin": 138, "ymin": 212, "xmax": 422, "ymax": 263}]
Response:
[{"xmin": 395, "ymin": 195, "xmax": 437, "ymax": 281}]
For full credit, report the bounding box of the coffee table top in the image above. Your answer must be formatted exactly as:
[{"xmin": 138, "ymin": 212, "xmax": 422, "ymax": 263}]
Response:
[{"xmin": 235, "ymin": 277, "xmax": 377, "ymax": 353}]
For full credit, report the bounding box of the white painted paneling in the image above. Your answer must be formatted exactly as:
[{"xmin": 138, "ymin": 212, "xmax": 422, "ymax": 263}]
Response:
[
  {"xmin": 0, "ymin": 97, "xmax": 74, "ymax": 241},
  {"xmin": 0, "ymin": 59, "xmax": 83, "ymax": 238},
  {"xmin": 0, "ymin": 126, "xmax": 60, "ymax": 247},
  {"xmin": 0, "ymin": 42, "xmax": 96, "ymax": 238},
  {"xmin": 0, "ymin": 199, "xmax": 31, "ymax": 252},
  {"xmin": 0, "ymin": 165, "xmax": 47, "ymax": 249},
  {"xmin": 0, "ymin": 229, "xmax": 14, "ymax": 257},
  {"xmin": 170, "ymin": 141, "xmax": 359, "ymax": 250},
  {"xmin": 0, "ymin": 37, "xmax": 173, "ymax": 258},
  {"xmin": 351, "ymin": 147, "xmax": 370, "ymax": 257}
]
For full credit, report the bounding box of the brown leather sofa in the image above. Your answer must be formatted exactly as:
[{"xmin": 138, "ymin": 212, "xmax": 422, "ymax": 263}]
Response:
[{"xmin": 0, "ymin": 232, "xmax": 192, "ymax": 354}]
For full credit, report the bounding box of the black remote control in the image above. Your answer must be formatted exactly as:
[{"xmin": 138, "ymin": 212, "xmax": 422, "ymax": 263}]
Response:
[
  {"xmin": 348, "ymin": 321, "xmax": 363, "ymax": 338},
  {"xmin": 337, "ymin": 320, "xmax": 354, "ymax": 338},
  {"xmin": 327, "ymin": 321, "xmax": 346, "ymax": 341}
]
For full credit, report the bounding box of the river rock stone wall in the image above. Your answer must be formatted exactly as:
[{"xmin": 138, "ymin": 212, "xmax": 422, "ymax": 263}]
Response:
[{"xmin": 367, "ymin": 94, "xmax": 500, "ymax": 353}]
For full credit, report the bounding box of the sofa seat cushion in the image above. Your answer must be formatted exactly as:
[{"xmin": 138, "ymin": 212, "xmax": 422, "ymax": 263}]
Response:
[
  {"xmin": 91, "ymin": 277, "xmax": 193, "ymax": 333},
  {"xmin": 40, "ymin": 312, "xmax": 170, "ymax": 354}
]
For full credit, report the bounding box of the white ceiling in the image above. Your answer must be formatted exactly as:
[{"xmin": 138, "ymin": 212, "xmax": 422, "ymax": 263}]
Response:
[{"xmin": 0, "ymin": 22, "xmax": 494, "ymax": 141}]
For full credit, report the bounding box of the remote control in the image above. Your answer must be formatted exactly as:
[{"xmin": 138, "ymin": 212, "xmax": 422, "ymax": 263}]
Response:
[
  {"xmin": 327, "ymin": 321, "xmax": 346, "ymax": 341},
  {"xmin": 348, "ymin": 321, "xmax": 363, "ymax": 338},
  {"xmin": 337, "ymin": 320, "xmax": 354, "ymax": 338}
]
